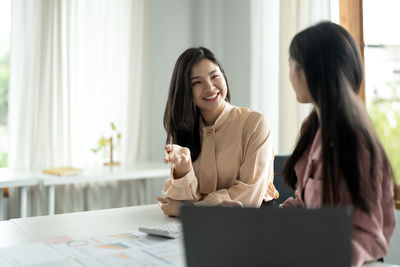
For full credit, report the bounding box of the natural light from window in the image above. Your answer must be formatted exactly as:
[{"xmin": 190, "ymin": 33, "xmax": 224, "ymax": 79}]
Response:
[
  {"xmin": 364, "ymin": 0, "xmax": 400, "ymax": 184},
  {"xmin": 0, "ymin": 0, "xmax": 11, "ymax": 167}
]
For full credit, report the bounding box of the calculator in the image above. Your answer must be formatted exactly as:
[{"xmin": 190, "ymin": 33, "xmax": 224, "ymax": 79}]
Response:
[{"xmin": 138, "ymin": 222, "xmax": 183, "ymax": 239}]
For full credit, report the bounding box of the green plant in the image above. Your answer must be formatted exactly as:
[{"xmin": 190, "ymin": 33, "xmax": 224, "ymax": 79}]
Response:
[
  {"xmin": 0, "ymin": 151, "xmax": 7, "ymax": 168},
  {"xmin": 0, "ymin": 51, "xmax": 9, "ymax": 167},
  {"xmin": 368, "ymin": 85, "xmax": 400, "ymax": 184},
  {"xmin": 91, "ymin": 122, "xmax": 122, "ymax": 165},
  {"xmin": 0, "ymin": 52, "xmax": 9, "ymax": 126}
]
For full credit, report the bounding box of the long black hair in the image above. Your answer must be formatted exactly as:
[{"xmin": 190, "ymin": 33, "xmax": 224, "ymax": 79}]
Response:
[
  {"xmin": 163, "ymin": 47, "xmax": 231, "ymax": 162},
  {"xmin": 283, "ymin": 22, "xmax": 393, "ymax": 213}
]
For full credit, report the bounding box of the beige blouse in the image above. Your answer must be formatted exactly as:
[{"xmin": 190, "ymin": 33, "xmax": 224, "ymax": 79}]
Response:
[{"xmin": 162, "ymin": 103, "xmax": 278, "ymax": 207}]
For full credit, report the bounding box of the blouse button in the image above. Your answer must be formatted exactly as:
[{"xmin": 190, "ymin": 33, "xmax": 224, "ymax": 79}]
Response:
[{"xmin": 207, "ymin": 130, "xmax": 212, "ymax": 136}]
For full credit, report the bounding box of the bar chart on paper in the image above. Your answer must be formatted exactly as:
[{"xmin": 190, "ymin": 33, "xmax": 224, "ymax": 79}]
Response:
[{"xmin": 49, "ymin": 230, "xmax": 185, "ymax": 267}]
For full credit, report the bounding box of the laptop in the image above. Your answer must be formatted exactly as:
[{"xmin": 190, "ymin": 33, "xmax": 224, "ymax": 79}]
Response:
[{"xmin": 181, "ymin": 205, "xmax": 353, "ymax": 267}]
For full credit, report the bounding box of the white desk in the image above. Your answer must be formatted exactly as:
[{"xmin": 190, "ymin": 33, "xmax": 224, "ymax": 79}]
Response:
[
  {"xmin": 0, "ymin": 220, "xmax": 38, "ymax": 248},
  {"xmin": 9, "ymin": 205, "xmax": 178, "ymax": 267},
  {"xmin": 0, "ymin": 219, "xmax": 83, "ymax": 267},
  {"xmin": 0, "ymin": 168, "xmax": 41, "ymax": 218},
  {"xmin": 36, "ymin": 162, "xmax": 170, "ymax": 215},
  {"xmin": 12, "ymin": 204, "xmax": 177, "ymax": 240},
  {"xmin": 7, "ymin": 205, "xmax": 400, "ymax": 267}
]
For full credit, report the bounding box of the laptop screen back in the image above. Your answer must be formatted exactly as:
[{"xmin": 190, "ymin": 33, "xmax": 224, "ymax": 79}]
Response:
[{"xmin": 181, "ymin": 206, "xmax": 353, "ymax": 267}]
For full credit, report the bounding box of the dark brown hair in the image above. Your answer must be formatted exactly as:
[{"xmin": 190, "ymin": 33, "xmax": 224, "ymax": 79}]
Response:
[
  {"xmin": 283, "ymin": 22, "xmax": 393, "ymax": 213},
  {"xmin": 163, "ymin": 47, "xmax": 230, "ymax": 162}
]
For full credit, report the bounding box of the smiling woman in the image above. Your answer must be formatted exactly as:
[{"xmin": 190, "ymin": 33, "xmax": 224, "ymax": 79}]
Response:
[
  {"xmin": 158, "ymin": 47, "xmax": 279, "ymax": 217},
  {"xmin": 190, "ymin": 59, "xmax": 228, "ymax": 126}
]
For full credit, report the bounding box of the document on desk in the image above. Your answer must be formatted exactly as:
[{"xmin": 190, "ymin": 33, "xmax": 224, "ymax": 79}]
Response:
[
  {"xmin": 50, "ymin": 231, "xmax": 160, "ymax": 258},
  {"xmin": 0, "ymin": 242, "xmax": 68, "ymax": 266},
  {"xmin": 77, "ymin": 239, "xmax": 184, "ymax": 267},
  {"xmin": 49, "ymin": 230, "xmax": 185, "ymax": 267}
]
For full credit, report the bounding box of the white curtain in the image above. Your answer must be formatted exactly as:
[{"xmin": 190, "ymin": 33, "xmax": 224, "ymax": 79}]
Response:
[
  {"xmin": 8, "ymin": 0, "xmax": 152, "ymax": 217},
  {"xmin": 250, "ymin": 0, "xmax": 331, "ymax": 154},
  {"xmin": 250, "ymin": 0, "xmax": 280, "ymax": 153}
]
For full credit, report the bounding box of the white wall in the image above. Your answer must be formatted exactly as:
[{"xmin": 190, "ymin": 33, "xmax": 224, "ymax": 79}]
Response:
[
  {"xmin": 148, "ymin": 0, "xmax": 253, "ymax": 199},
  {"xmin": 150, "ymin": 0, "xmax": 252, "ymax": 163},
  {"xmin": 191, "ymin": 0, "xmax": 252, "ymax": 107},
  {"xmin": 150, "ymin": 0, "xmax": 193, "ymax": 162},
  {"xmin": 220, "ymin": 0, "xmax": 251, "ymax": 108},
  {"xmin": 148, "ymin": 0, "xmax": 193, "ymax": 199}
]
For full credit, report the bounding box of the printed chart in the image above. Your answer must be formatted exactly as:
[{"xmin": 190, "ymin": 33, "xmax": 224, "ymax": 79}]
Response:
[{"xmin": 51, "ymin": 231, "xmax": 185, "ymax": 267}]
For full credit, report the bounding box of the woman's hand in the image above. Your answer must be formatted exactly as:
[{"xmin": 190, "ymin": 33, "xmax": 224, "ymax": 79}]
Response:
[
  {"xmin": 156, "ymin": 197, "xmax": 183, "ymax": 217},
  {"xmin": 156, "ymin": 197, "xmax": 242, "ymax": 217},
  {"xmin": 220, "ymin": 200, "xmax": 243, "ymax": 207},
  {"xmin": 164, "ymin": 144, "xmax": 193, "ymax": 179}
]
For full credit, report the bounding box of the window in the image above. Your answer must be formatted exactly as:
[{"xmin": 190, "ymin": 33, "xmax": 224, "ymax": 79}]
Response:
[
  {"xmin": 364, "ymin": 0, "xmax": 400, "ymax": 184},
  {"xmin": 0, "ymin": 0, "xmax": 11, "ymax": 167}
]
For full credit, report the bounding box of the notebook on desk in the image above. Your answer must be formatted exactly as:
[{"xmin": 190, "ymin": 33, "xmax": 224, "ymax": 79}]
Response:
[{"xmin": 181, "ymin": 205, "xmax": 353, "ymax": 267}]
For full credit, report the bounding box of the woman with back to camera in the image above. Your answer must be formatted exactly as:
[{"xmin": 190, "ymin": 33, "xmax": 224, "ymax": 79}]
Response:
[
  {"xmin": 157, "ymin": 47, "xmax": 279, "ymax": 216},
  {"xmin": 281, "ymin": 22, "xmax": 396, "ymax": 266}
]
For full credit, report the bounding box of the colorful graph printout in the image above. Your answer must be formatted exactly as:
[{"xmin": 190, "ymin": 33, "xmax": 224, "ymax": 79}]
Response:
[{"xmin": 49, "ymin": 231, "xmax": 185, "ymax": 267}]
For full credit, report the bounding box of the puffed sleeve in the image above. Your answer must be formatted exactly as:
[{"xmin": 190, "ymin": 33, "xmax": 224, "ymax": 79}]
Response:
[{"xmin": 162, "ymin": 169, "xmax": 201, "ymax": 201}]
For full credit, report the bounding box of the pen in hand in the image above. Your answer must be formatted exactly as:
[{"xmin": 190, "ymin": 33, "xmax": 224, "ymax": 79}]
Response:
[{"xmin": 166, "ymin": 137, "xmax": 174, "ymax": 177}]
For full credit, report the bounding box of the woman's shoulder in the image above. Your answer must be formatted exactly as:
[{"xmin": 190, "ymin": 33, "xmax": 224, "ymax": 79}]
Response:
[
  {"xmin": 229, "ymin": 105, "xmax": 265, "ymax": 121},
  {"xmin": 228, "ymin": 105, "xmax": 270, "ymax": 131},
  {"xmin": 358, "ymin": 131, "xmax": 390, "ymax": 168}
]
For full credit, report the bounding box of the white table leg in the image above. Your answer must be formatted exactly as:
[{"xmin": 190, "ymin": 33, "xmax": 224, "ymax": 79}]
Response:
[
  {"xmin": 145, "ymin": 179, "xmax": 152, "ymax": 204},
  {"xmin": 48, "ymin": 186, "xmax": 55, "ymax": 215},
  {"xmin": 20, "ymin": 187, "xmax": 28, "ymax": 218}
]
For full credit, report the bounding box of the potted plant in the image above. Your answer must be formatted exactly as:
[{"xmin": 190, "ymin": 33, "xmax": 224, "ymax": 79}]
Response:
[{"xmin": 91, "ymin": 122, "xmax": 121, "ymax": 165}]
